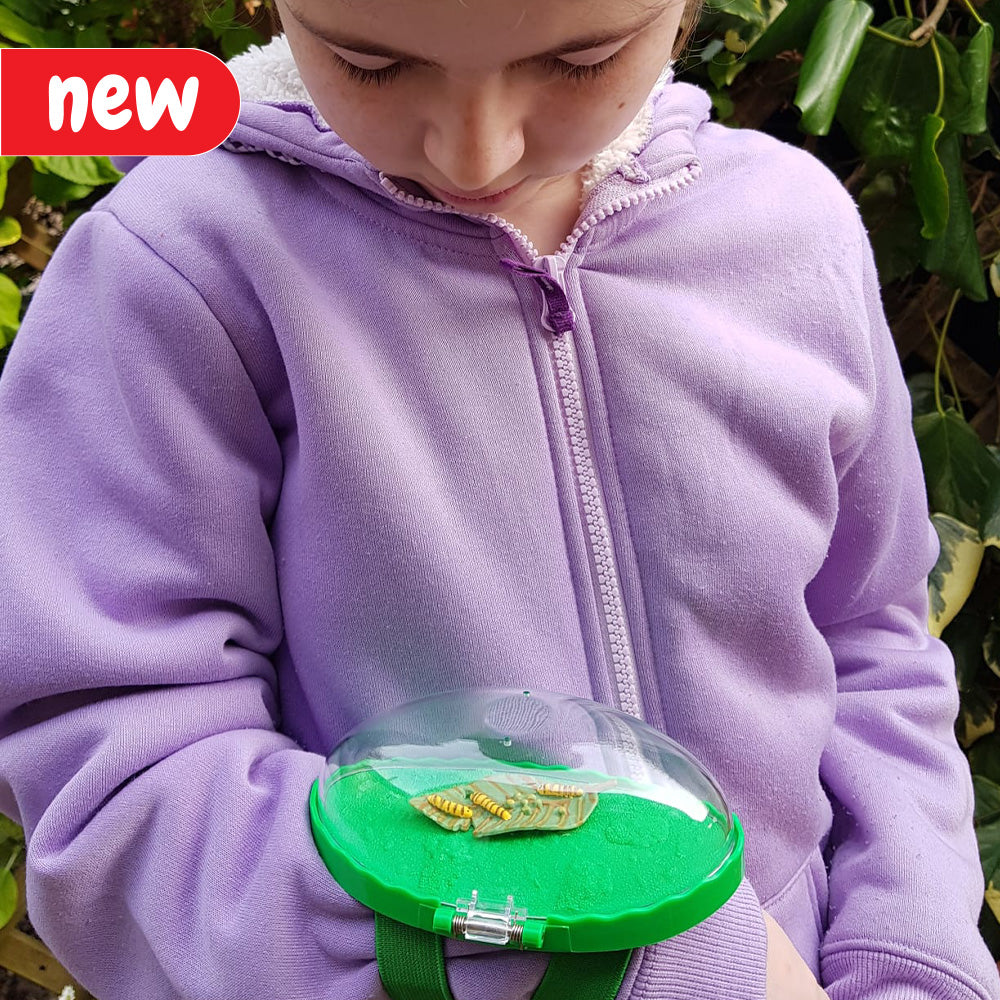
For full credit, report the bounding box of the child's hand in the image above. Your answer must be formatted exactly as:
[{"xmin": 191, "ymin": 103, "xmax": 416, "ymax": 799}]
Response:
[{"xmin": 763, "ymin": 912, "xmax": 830, "ymax": 1000}]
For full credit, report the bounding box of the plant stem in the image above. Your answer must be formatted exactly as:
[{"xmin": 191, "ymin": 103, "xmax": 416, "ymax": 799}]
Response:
[
  {"xmin": 930, "ymin": 35, "xmax": 945, "ymax": 115},
  {"xmin": 910, "ymin": 0, "xmax": 951, "ymax": 40},
  {"xmin": 960, "ymin": 0, "xmax": 986, "ymax": 25},
  {"xmin": 933, "ymin": 289, "xmax": 963, "ymax": 417},
  {"xmin": 3, "ymin": 845, "xmax": 19, "ymax": 876},
  {"xmin": 903, "ymin": 0, "xmax": 916, "ymax": 20},
  {"xmin": 867, "ymin": 24, "xmax": 927, "ymax": 45}
]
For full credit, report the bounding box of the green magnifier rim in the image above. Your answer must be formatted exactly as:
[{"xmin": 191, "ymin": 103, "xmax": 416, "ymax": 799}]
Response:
[{"xmin": 309, "ymin": 778, "xmax": 744, "ymax": 953}]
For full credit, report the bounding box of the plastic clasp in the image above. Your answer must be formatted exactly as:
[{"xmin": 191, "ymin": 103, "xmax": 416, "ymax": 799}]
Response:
[{"xmin": 433, "ymin": 890, "xmax": 546, "ymax": 949}]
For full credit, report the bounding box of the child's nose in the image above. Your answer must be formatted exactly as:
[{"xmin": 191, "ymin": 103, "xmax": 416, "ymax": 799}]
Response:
[{"xmin": 422, "ymin": 80, "xmax": 526, "ymax": 194}]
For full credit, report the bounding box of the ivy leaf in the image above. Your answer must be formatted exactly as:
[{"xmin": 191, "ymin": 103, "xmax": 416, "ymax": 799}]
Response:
[
  {"xmin": 953, "ymin": 23, "xmax": 994, "ymax": 135},
  {"xmin": 935, "ymin": 35, "xmax": 971, "ymax": 128},
  {"xmin": 961, "ymin": 684, "xmax": 998, "ymax": 747},
  {"xmin": 32, "ymin": 169, "xmax": 94, "ymax": 207},
  {"xmin": 921, "ymin": 128, "xmax": 988, "ymax": 302},
  {"xmin": 29, "ymin": 156, "xmax": 122, "ymax": 187},
  {"xmin": 911, "ymin": 114, "xmax": 949, "ymax": 240},
  {"xmin": 219, "ymin": 23, "xmax": 265, "ymax": 61},
  {"xmin": 745, "ymin": 0, "xmax": 827, "ymax": 61},
  {"xmin": 837, "ymin": 18, "xmax": 939, "ymax": 166},
  {"xmin": 944, "ymin": 605, "xmax": 990, "ymax": 691},
  {"xmin": 908, "ymin": 371, "xmax": 945, "ymax": 418},
  {"xmin": 0, "ymin": 0, "xmax": 59, "ymax": 26},
  {"xmin": 985, "ymin": 619, "xmax": 1000, "ymax": 680},
  {"xmin": 0, "ymin": 868, "xmax": 15, "ymax": 931},
  {"xmin": 0, "ymin": 155, "xmax": 17, "ymax": 208},
  {"xmin": 976, "ymin": 776, "xmax": 1000, "ymax": 881},
  {"xmin": 914, "ymin": 409, "xmax": 1000, "ymax": 529},
  {"xmin": 0, "ymin": 274, "xmax": 22, "ymax": 348},
  {"xmin": 75, "ymin": 22, "xmax": 111, "ymax": 47},
  {"xmin": 858, "ymin": 171, "xmax": 924, "ymax": 284},
  {"xmin": 0, "ymin": 816, "xmax": 23, "ymax": 843},
  {"xmin": 0, "ymin": 6, "xmax": 49, "ymax": 46},
  {"xmin": 0, "ymin": 217, "xmax": 21, "ymax": 248},
  {"xmin": 969, "ymin": 730, "xmax": 1000, "ymax": 784},
  {"xmin": 794, "ymin": 0, "xmax": 875, "ymax": 134},
  {"xmin": 929, "ymin": 513, "xmax": 984, "ymax": 637},
  {"xmin": 986, "ymin": 883, "xmax": 1000, "ymax": 925}
]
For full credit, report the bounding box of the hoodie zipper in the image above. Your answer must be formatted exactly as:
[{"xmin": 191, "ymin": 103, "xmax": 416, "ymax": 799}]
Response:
[
  {"xmin": 542, "ymin": 255, "xmax": 642, "ymax": 720},
  {"xmin": 380, "ymin": 165, "xmax": 699, "ymax": 721}
]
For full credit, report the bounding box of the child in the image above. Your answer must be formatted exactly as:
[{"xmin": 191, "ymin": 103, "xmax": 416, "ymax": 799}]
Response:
[{"xmin": 0, "ymin": 0, "xmax": 996, "ymax": 997}]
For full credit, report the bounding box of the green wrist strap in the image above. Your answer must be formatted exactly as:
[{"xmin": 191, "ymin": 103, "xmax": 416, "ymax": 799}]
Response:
[
  {"xmin": 375, "ymin": 913, "xmax": 453, "ymax": 1000},
  {"xmin": 375, "ymin": 913, "xmax": 633, "ymax": 1000}
]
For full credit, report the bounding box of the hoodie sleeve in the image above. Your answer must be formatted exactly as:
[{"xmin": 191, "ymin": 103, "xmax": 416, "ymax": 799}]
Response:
[
  {"xmin": 0, "ymin": 205, "xmax": 772, "ymax": 1000},
  {"xmin": 803, "ymin": 214, "xmax": 1000, "ymax": 1000},
  {"xmin": 0, "ymin": 207, "xmax": 388, "ymax": 1000}
]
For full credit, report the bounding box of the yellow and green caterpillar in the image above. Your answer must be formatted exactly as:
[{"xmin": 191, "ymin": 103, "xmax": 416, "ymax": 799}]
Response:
[
  {"xmin": 469, "ymin": 790, "xmax": 512, "ymax": 821},
  {"xmin": 428, "ymin": 793, "xmax": 473, "ymax": 819},
  {"xmin": 537, "ymin": 783, "xmax": 583, "ymax": 798}
]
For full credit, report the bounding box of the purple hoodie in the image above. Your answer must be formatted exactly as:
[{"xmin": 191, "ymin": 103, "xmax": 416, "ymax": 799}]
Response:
[{"xmin": 0, "ymin": 34, "xmax": 996, "ymax": 1000}]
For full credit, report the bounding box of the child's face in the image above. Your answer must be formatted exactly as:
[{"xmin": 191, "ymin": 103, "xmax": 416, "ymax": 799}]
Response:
[{"xmin": 277, "ymin": 0, "xmax": 686, "ymax": 215}]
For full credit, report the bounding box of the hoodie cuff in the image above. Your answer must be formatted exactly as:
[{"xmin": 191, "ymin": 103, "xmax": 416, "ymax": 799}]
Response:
[
  {"xmin": 622, "ymin": 878, "xmax": 768, "ymax": 999},
  {"xmin": 822, "ymin": 947, "xmax": 998, "ymax": 1000}
]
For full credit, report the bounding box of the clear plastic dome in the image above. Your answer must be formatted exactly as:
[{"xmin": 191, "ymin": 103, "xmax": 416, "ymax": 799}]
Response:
[{"xmin": 309, "ymin": 688, "xmax": 743, "ymax": 952}]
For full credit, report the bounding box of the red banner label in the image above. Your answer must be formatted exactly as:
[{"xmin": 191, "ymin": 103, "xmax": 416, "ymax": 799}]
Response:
[{"xmin": 0, "ymin": 48, "xmax": 241, "ymax": 156}]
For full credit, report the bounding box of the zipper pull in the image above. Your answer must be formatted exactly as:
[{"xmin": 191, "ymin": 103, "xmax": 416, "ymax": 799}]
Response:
[{"xmin": 500, "ymin": 257, "xmax": 576, "ymax": 337}]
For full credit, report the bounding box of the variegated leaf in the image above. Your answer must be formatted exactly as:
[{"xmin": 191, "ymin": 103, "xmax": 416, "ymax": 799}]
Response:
[{"xmin": 929, "ymin": 513, "xmax": 984, "ymax": 638}]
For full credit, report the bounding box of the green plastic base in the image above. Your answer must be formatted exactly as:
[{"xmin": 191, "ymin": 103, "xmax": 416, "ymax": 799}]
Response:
[{"xmin": 309, "ymin": 762, "xmax": 743, "ymax": 952}]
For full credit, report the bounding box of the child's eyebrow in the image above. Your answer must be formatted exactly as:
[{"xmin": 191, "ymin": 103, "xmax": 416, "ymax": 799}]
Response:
[{"xmin": 285, "ymin": 4, "xmax": 667, "ymax": 66}]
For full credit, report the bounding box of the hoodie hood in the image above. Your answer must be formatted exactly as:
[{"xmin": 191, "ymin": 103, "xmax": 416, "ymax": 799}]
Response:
[{"xmin": 112, "ymin": 34, "xmax": 712, "ymax": 226}]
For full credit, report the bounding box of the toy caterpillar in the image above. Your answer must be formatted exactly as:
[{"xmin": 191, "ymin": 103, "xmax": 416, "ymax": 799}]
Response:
[
  {"xmin": 428, "ymin": 793, "xmax": 473, "ymax": 819},
  {"xmin": 470, "ymin": 790, "xmax": 512, "ymax": 821},
  {"xmin": 537, "ymin": 783, "xmax": 583, "ymax": 797}
]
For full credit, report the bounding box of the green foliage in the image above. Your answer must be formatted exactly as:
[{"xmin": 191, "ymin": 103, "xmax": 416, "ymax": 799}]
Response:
[
  {"xmin": 0, "ymin": 814, "xmax": 24, "ymax": 930},
  {"xmin": 688, "ymin": 0, "xmax": 995, "ymax": 300},
  {"xmin": 796, "ymin": 0, "xmax": 875, "ymax": 134}
]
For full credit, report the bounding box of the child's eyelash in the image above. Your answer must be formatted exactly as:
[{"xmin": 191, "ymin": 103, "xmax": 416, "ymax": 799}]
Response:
[
  {"xmin": 542, "ymin": 50, "xmax": 623, "ymax": 81},
  {"xmin": 334, "ymin": 56, "xmax": 404, "ymax": 87},
  {"xmin": 332, "ymin": 50, "xmax": 622, "ymax": 87}
]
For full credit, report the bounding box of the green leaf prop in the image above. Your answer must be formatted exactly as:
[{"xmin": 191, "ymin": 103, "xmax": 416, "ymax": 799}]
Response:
[
  {"xmin": 911, "ymin": 114, "xmax": 949, "ymax": 240},
  {"xmin": 794, "ymin": 0, "xmax": 875, "ymax": 134},
  {"xmin": 929, "ymin": 513, "xmax": 984, "ymax": 637},
  {"xmin": 914, "ymin": 409, "xmax": 1000, "ymax": 529},
  {"xmin": 953, "ymin": 23, "xmax": 994, "ymax": 135},
  {"xmin": 0, "ymin": 868, "xmax": 15, "ymax": 930},
  {"xmin": 922, "ymin": 129, "xmax": 988, "ymax": 301},
  {"xmin": 29, "ymin": 155, "xmax": 122, "ymax": 188},
  {"xmin": 837, "ymin": 19, "xmax": 938, "ymax": 166}
]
